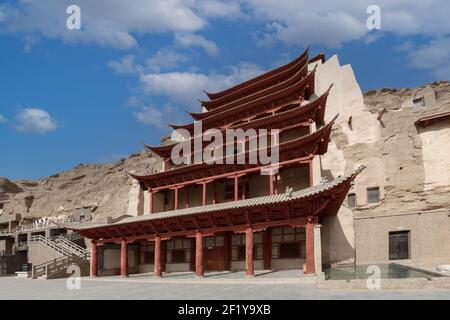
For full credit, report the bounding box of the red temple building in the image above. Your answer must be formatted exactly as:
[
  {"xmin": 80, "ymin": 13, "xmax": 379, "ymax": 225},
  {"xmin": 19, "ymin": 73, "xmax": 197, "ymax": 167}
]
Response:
[{"xmin": 65, "ymin": 48, "xmax": 364, "ymax": 278}]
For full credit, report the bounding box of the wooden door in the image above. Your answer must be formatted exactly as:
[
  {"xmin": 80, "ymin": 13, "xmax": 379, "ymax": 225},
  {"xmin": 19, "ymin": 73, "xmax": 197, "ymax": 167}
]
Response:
[{"xmin": 203, "ymin": 235, "xmax": 227, "ymax": 271}]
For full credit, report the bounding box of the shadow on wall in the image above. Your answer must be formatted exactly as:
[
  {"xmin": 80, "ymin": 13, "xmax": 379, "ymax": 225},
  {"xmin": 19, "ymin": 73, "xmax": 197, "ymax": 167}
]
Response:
[
  {"xmin": 321, "ymin": 211, "xmax": 355, "ymax": 266},
  {"xmin": 319, "ymin": 170, "xmax": 356, "ymax": 266},
  {"xmin": 321, "ymin": 169, "xmax": 334, "ymax": 183}
]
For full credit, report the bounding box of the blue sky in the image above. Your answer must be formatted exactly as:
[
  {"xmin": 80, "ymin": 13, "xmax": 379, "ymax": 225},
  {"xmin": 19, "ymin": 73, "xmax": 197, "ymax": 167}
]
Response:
[{"xmin": 0, "ymin": 1, "xmax": 449, "ymax": 180}]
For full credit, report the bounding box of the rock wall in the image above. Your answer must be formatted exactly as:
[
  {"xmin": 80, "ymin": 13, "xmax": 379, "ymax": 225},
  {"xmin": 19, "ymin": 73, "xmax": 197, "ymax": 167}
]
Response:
[
  {"xmin": 315, "ymin": 55, "xmax": 450, "ymax": 266},
  {"xmin": 1, "ymin": 150, "xmax": 162, "ymax": 222}
]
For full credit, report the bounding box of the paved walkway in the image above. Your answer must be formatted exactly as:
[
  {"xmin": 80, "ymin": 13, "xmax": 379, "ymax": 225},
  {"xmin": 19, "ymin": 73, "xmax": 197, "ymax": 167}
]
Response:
[{"xmin": 1, "ymin": 272, "xmax": 450, "ymax": 299}]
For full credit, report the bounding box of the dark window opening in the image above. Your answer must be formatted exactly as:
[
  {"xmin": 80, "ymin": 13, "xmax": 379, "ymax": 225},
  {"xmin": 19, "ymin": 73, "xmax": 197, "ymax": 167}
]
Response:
[
  {"xmin": 237, "ymin": 246, "xmax": 246, "ymax": 260},
  {"xmin": 271, "ymin": 226, "xmax": 305, "ymax": 259},
  {"xmin": 139, "ymin": 243, "xmax": 154, "ymax": 264},
  {"xmin": 279, "ymin": 243, "xmax": 300, "ymax": 258},
  {"xmin": 167, "ymin": 239, "xmax": 191, "ymax": 263},
  {"xmin": 171, "ymin": 249, "xmax": 186, "ymax": 263},
  {"xmin": 231, "ymin": 233, "xmax": 263, "ymax": 260},
  {"xmin": 224, "ymin": 180, "xmax": 249, "ymax": 201},
  {"xmin": 413, "ymin": 97, "xmax": 425, "ymax": 107},
  {"xmin": 389, "ymin": 231, "xmax": 410, "ymax": 260},
  {"xmin": 348, "ymin": 193, "xmax": 356, "ymax": 208},
  {"xmin": 367, "ymin": 187, "xmax": 380, "ymax": 203}
]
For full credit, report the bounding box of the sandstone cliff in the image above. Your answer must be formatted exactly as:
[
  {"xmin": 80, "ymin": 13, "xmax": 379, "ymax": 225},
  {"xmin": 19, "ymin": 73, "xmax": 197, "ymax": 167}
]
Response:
[{"xmin": 0, "ymin": 150, "xmax": 162, "ymax": 221}]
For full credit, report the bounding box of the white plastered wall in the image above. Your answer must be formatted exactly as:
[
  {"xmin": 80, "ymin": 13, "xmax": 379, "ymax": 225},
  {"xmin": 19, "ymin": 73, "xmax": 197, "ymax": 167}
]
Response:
[{"xmin": 312, "ymin": 55, "xmax": 382, "ymax": 265}]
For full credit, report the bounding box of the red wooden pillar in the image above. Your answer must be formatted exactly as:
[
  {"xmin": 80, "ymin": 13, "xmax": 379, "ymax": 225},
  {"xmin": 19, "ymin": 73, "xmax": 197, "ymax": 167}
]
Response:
[
  {"xmin": 154, "ymin": 235, "xmax": 162, "ymax": 277},
  {"xmin": 269, "ymin": 175, "xmax": 274, "ymax": 195},
  {"xmin": 234, "ymin": 176, "xmax": 239, "ymax": 201},
  {"xmin": 245, "ymin": 227, "xmax": 254, "ymax": 276},
  {"xmin": 185, "ymin": 187, "xmax": 190, "ymax": 208},
  {"xmin": 305, "ymin": 219, "xmax": 315, "ymax": 274},
  {"xmin": 202, "ymin": 183, "xmax": 207, "ymax": 206},
  {"xmin": 161, "ymin": 241, "xmax": 167, "ymax": 272},
  {"xmin": 149, "ymin": 189, "xmax": 154, "ymax": 214},
  {"xmin": 195, "ymin": 232, "xmax": 204, "ymax": 277},
  {"xmin": 120, "ymin": 239, "xmax": 128, "ymax": 277},
  {"xmin": 224, "ymin": 232, "xmax": 232, "ymax": 270},
  {"xmin": 213, "ymin": 181, "xmax": 217, "ymax": 204},
  {"xmin": 174, "ymin": 188, "xmax": 179, "ymax": 210},
  {"xmin": 90, "ymin": 241, "xmax": 98, "ymax": 277},
  {"xmin": 189, "ymin": 238, "xmax": 196, "ymax": 271},
  {"xmin": 263, "ymin": 229, "xmax": 272, "ymax": 270},
  {"xmin": 274, "ymin": 175, "xmax": 278, "ymax": 195}
]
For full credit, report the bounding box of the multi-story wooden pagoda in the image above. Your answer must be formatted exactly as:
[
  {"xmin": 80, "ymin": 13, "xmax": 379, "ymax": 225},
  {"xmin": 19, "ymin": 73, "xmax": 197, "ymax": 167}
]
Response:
[{"xmin": 65, "ymin": 48, "xmax": 363, "ymax": 278}]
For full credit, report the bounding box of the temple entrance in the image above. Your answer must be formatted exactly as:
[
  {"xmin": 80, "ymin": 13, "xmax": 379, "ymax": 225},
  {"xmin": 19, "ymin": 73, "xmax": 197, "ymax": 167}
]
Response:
[{"xmin": 203, "ymin": 235, "xmax": 229, "ymax": 271}]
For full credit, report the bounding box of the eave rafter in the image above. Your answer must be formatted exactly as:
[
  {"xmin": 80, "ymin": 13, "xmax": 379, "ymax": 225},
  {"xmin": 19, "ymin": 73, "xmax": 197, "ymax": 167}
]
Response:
[
  {"xmin": 132, "ymin": 114, "xmax": 337, "ymax": 189},
  {"xmin": 204, "ymin": 47, "xmax": 310, "ymax": 103},
  {"xmin": 193, "ymin": 65, "xmax": 308, "ymax": 120},
  {"xmin": 73, "ymin": 168, "xmax": 359, "ymax": 242},
  {"xmin": 143, "ymin": 85, "xmax": 332, "ymax": 160},
  {"xmin": 168, "ymin": 68, "xmax": 316, "ymax": 133}
]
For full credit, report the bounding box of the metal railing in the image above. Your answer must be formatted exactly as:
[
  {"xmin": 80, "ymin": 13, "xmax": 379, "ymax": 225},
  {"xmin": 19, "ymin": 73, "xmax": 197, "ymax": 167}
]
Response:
[
  {"xmin": 17, "ymin": 241, "xmax": 28, "ymax": 251},
  {"xmin": 0, "ymin": 229, "xmax": 13, "ymax": 236},
  {"xmin": 53, "ymin": 235, "xmax": 87, "ymax": 257},
  {"xmin": 18, "ymin": 222, "xmax": 57, "ymax": 232},
  {"xmin": 29, "ymin": 235, "xmax": 88, "ymax": 258},
  {"xmin": 0, "ymin": 250, "xmax": 14, "ymax": 257},
  {"xmin": 31, "ymin": 253, "xmax": 89, "ymax": 279},
  {"xmin": 29, "ymin": 235, "xmax": 73, "ymax": 257}
]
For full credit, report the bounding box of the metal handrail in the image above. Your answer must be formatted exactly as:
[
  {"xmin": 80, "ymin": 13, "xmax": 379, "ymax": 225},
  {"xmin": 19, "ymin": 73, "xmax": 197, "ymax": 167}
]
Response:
[
  {"xmin": 0, "ymin": 229, "xmax": 13, "ymax": 236},
  {"xmin": 53, "ymin": 235, "xmax": 88, "ymax": 257},
  {"xmin": 29, "ymin": 235, "xmax": 74, "ymax": 256},
  {"xmin": 32, "ymin": 253, "xmax": 89, "ymax": 279},
  {"xmin": 29, "ymin": 235, "xmax": 89, "ymax": 258},
  {"xmin": 0, "ymin": 250, "xmax": 14, "ymax": 257}
]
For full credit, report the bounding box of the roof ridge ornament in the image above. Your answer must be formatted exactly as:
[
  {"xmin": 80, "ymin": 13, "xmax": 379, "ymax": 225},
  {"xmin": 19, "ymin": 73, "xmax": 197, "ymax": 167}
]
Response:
[
  {"xmin": 285, "ymin": 186, "xmax": 294, "ymax": 198},
  {"xmin": 320, "ymin": 176, "xmax": 329, "ymax": 184}
]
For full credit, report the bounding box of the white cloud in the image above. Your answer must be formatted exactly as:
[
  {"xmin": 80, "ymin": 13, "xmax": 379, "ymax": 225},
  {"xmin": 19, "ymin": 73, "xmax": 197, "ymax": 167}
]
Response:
[
  {"xmin": 108, "ymin": 55, "xmax": 141, "ymax": 75},
  {"xmin": 245, "ymin": 0, "xmax": 450, "ymax": 48},
  {"xmin": 16, "ymin": 108, "xmax": 59, "ymax": 134},
  {"xmin": 175, "ymin": 33, "xmax": 220, "ymax": 56},
  {"xmin": 195, "ymin": 0, "xmax": 243, "ymax": 18},
  {"xmin": 112, "ymin": 59, "xmax": 264, "ymax": 128},
  {"xmin": 139, "ymin": 62, "xmax": 264, "ymax": 109},
  {"xmin": 0, "ymin": 114, "xmax": 6, "ymax": 123},
  {"xmin": 2, "ymin": 1, "xmax": 450, "ymax": 50},
  {"xmin": 133, "ymin": 105, "xmax": 165, "ymax": 128},
  {"xmin": 406, "ymin": 37, "xmax": 450, "ymax": 79},
  {"xmin": 146, "ymin": 48, "xmax": 188, "ymax": 72},
  {"xmin": 0, "ymin": 4, "xmax": 9, "ymax": 23},
  {"xmin": 0, "ymin": 0, "xmax": 245, "ymax": 49},
  {"xmin": 0, "ymin": 0, "xmax": 205, "ymax": 49}
]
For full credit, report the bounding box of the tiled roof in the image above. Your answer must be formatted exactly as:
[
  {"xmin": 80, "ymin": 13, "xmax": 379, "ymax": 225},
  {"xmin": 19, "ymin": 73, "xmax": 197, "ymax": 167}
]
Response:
[{"xmin": 64, "ymin": 165, "xmax": 365, "ymax": 231}]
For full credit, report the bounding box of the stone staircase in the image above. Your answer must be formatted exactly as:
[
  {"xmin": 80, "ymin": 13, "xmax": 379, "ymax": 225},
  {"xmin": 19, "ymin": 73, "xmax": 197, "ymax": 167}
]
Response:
[{"xmin": 29, "ymin": 235, "xmax": 90, "ymax": 279}]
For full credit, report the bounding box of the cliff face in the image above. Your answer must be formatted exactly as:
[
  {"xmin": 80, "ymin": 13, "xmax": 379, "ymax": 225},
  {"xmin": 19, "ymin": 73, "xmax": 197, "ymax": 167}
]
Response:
[
  {"xmin": 0, "ymin": 150, "xmax": 162, "ymax": 222},
  {"xmin": 325, "ymin": 80, "xmax": 450, "ymax": 217},
  {"xmin": 1, "ymin": 80, "xmax": 449, "ymax": 223}
]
